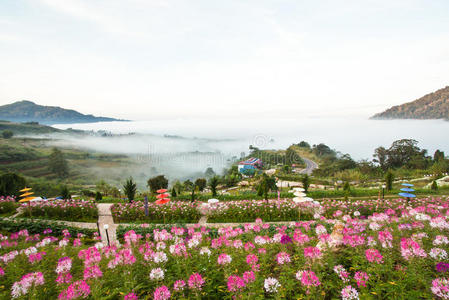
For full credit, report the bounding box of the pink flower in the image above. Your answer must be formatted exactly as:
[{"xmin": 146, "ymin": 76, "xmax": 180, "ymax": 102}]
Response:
[
  {"xmin": 217, "ymin": 253, "xmax": 232, "ymax": 265},
  {"xmin": 124, "ymin": 292, "xmax": 138, "ymax": 300},
  {"xmin": 304, "ymin": 246, "xmax": 321, "ymax": 259},
  {"xmin": 83, "ymin": 265, "xmax": 103, "ymax": 280},
  {"xmin": 378, "ymin": 230, "xmax": 393, "ymax": 248},
  {"xmin": 365, "ymin": 249, "xmax": 383, "ymax": 264},
  {"xmin": 432, "ymin": 278, "xmax": 449, "ymax": 299},
  {"xmin": 333, "ymin": 265, "xmax": 350, "ymax": 282},
  {"xmin": 276, "ymin": 252, "xmax": 291, "ymax": 265},
  {"xmin": 341, "ymin": 285, "xmax": 359, "ymax": 300},
  {"xmin": 28, "ymin": 252, "xmax": 45, "ymax": 264},
  {"xmin": 0, "ymin": 267, "xmax": 4, "ymax": 276},
  {"xmin": 227, "ymin": 275, "xmax": 246, "ymax": 292},
  {"xmin": 58, "ymin": 280, "xmax": 91, "ymax": 299},
  {"xmin": 243, "ymin": 271, "xmax": 255, "ymax": 284},
  {"xmin": 56, "ymin": 257, "xmax": 73, "ymax": 274},
  {"xmin": 56, "ymin": 273, "xmax": 73, "ymax": 285},
  {"xmin": 11, "ymin": 272, "xmax": 45, "ymax": 299},
  {"xmin": 188, "ymin": 273, "xmax": 205, "ymax": 290},
  {"xmin": 154, "ymin": 286, "xmax": 171, "ymax": 300},
  {"xmin": 246, "ymin": 254, "xmax": 258, "ymax": 265},
  {"xmin": 354, "ymin": 271, "xmax": 370, "ymax": 288},
  {"xmin": 173, "ymin": 280, "xmax": 186, "ymax": 291},
  {"xmin": 400, "ymin": 238, "xmax": 427, "ymax": 260},
  {"xmin": 296, "ymin": 270, "xmax": 321, "ymax": 288}
]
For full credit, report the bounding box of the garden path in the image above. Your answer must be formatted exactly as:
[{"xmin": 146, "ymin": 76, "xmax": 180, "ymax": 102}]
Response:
[{"xmin": 97, "ymin": 203, "xmax": 118, "ymax": 246}]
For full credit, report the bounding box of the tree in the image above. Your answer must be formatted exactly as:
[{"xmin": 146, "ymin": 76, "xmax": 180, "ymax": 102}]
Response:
[
  {"xmin": 147, "ymin": 175, "xmax": 168, "ymax": 194},
  {"xmin": 286, "ymin": 146, "xmax": 303, "ymax": 165},
  {"xmin": 385, "ymin": 170, "xmax": 394, "ymax": 191},
  {"xmin": 183, "ymin": 180, "xmax": 193, "ymax": 191},
  {"xmin": 48, "ymin": 147, "xmax": 69, "ymax": 178},
  {"xmin": 209, "ymin": 176, "xmax": 220, "ymax": 197},
  {"xmin": 257, "ymin": 174, "xmax": 277, "ymax": 200},
  {"xmin": 301, "ymin": 174, "xmax": 310, "ymax": 192},
  {"xmin": 431, "ymin": 180, "xmax": 438, "ymax": 191},
  {"xmin": 2, "ymin": 130, "xmax": 13, "ymax": 139},
  {"xmin": 298, "ymin": 141, "xmax": 310, "ymax": 148},
  {"xmin": 60, "ymin": 185, "xmax": 70, "ymax": 199},
  {"xmin": 343, "ymin": 181, "xmax": 351, "ymax": 191},
  {"xmin": 434, "ymin": 150, "xmax": 445, "ymax": 162},
  {"xmin": 172, "ymin": 180, "xmax": 184, "ymax": 196},
  {"xmin": 373, "ymin": 146, "xmax": 389, "ymax": 170},
  {"xmin": 0, "ymin": 173, "xmax": 26, "ymax": 198},
  {"xmin": 195, "ymin": 178, "xmax": 207, "ymax": 192},
  {"xmin": 204, "ymin": 167, "xmax": 216, "ymax": 178},
  {"xmin": 123, "ymin": 177, "xmax": 137, "ymax": 202}
]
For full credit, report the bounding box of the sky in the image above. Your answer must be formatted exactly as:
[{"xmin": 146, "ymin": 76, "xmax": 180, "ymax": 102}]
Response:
[{"xmin": 0, "ymin": 0, "xmax": 448, "ymax": 120}]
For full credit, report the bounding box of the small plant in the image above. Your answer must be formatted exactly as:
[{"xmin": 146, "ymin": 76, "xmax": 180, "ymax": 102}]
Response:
[
  {"xmin": 385, "ymin": 170, "xmax": 394, "ymax": 191},
  {"xmin": 431, "ymin": 180, "xmax": 438, "ymax": 191},
  {"xmin": 209, "ymin": 176, "xmax": 220, "ymax": 197},
  {"xmin": 95, "ymin": 191, "xmax": 103, "ymax": 201},
  {"xmin": 123, "ymin": 177, "xmax": 137, "ymax": 202},
  {"xmin": 302, "ymin": 174, "xmax": 310, "ymax": 192},
  {"xmin": 60, "ymin": 185, "xmax": 70, "ymax": 199}
]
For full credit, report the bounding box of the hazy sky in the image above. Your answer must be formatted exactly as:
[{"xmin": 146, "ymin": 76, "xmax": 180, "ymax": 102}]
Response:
[{"xmin": 0, "ymin": 0, "xmax": 448, "ymax": 120}]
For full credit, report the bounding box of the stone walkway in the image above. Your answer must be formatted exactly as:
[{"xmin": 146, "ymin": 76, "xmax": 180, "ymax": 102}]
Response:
[{"xmin": 97, "ymin": 203, "xmax": 118, "ymax": 246}]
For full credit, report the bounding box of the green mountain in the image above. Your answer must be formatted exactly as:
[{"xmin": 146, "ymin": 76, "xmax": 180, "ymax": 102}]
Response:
[
  {"xmin": 0, "ymin": 100, "xmax": 127, "ymax": 124},
  {"xmin": 372, "ymin": 86, "xmax": 449, "ymax": 120}
]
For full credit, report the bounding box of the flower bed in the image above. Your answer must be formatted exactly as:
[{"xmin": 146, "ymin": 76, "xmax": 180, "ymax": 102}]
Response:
[
  {"xmin": 205, "ymin": 199, "xmax": 315, "ymax": 223},
  {"xmin": 20, "ymin": 199, "xmax": 98, "ymax": 222},
  {"xmin": 0, "ymin": 196, "xmax": 18, "ymax": 217},
  {"xmin": 2, "ymin": 198, "xmax": 449, "ymax": 299},
  {"xmin": 111, "ymin": 201, "xmax": 202, "ymax": 224},
  {"xmin": 0, "ymin": 217, "xmax": 96, "ymax": 237},
  {"xmin": 320, "ymin": 197, "xmax": 449, "ymax": 219}
]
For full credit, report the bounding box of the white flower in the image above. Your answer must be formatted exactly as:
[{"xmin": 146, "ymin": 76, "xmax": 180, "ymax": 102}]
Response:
[
  {"xmin": 149, "ymin": 268, "xmax": 165, "ymax": 280},
  {"xmin": 353, "ymin": 211, "xmax": 360, "ymax": 217},
  {"xmin": 429, "ymin": 248, "xmax": 448, "ymax": 260},
  {"xmin": 264, "ymin": 277, "xmax": 281, "ymax": 293},
  {"xmin": 153, "ymin": 252, "xmax": 168, "ymax": 264},
  {"xmin": 199, "ymin": 247, "xmax": 211, "ymax": 256}
]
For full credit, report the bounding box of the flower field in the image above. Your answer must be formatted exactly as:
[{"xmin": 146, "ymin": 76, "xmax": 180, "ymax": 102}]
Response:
[
  {"xmin": 21, "ymin": 200, "xmax": 98, "ymax": 222},
  {"xmin": 0, "ymin": 196, "xmax": 18, "ymax": 217},
  {"xmin": 205, "ymin": 199, "xmax": 315, "ymax": 223},
  {"xmin": 111, "ymin": 201, "xmax": 201, "ymax": 224},
  {"xmin": 1, "ymin": 196, "xmax": 449, "ymax": 299}
]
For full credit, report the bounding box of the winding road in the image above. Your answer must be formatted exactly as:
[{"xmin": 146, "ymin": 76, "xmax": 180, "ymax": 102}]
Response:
[{"xmin": 299, "ymin": 157, "xmax": 319, "ymax": 175}]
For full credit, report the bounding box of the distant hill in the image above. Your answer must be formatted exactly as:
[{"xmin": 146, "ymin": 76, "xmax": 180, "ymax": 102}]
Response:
[
  {"xmin": 371, "ymin": 86, "xmax": 449, "ymax": 120},
  {"xmin": 0, "ymin": 100, "xmax": 127, "ymax": 124}
]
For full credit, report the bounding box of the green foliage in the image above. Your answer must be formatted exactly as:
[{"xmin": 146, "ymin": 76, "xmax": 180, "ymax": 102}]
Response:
[
  {"xmin": 385, "ymin": 170, "xmax": 394, "ymax": 191},
  {"xmin": 0, "ymin": 173, "xmax": 26, "ymax": 197},
  {"xmin": 302, "ymin": 174, "xmax": 311, "ymax": 192},
  {"xmin": 194, "ymin": 178, "xmax": 207, "ymax": 191},
  {"xmin": 123, "ymin": 177, "xmax": 137, "ymax": 202},
  {"xmin": 209, "ymin": 176, "xmax": 220, "ymax": 197},
  {"xmin": 95, "ymin": 191, "xmax": 103, "ymax": 201},
  {"xmin": 431, "ymin": 180, "xmax": 438, "ymax": 191},
  {"xmin": 343, "ymin": 181, "xmax": 351, "ymax": 191},
  {"xmin": 48, "ymin": 147, "xmax": 69, "ymax": 178},
  {"xmin": 60, "ymin": 185, "xmax": 70, "ymax": 199},
  {"xmin": 298, "ymin": 141, "xmax": 310, "ymax": 148},
  {"xmin": 0, "ymin": 217, "xmax": 95, "ymax": 236},
  {"xmin": 1, "ymin": 130, "xmax": 13, "ymax": 139},
  {"xmin": 257, "ymin": 174, "xmax": 277, "ymax": 200},
  {"xmin": 147, "ymin": 175, "xmax": 168, "ymax": 194}
]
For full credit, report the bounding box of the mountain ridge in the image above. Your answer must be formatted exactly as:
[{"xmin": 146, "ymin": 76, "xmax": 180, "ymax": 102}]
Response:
[
  {"xmin": 0, "ymin": 100, "xmax": 128, "ymax": 125},
  {"xmin": 371, "ymin": 86, "xmax": 449, "ymax": 120}
]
